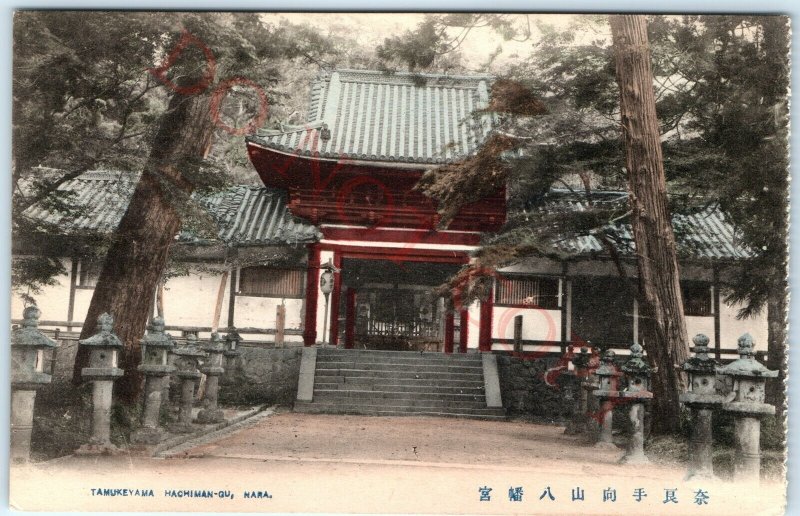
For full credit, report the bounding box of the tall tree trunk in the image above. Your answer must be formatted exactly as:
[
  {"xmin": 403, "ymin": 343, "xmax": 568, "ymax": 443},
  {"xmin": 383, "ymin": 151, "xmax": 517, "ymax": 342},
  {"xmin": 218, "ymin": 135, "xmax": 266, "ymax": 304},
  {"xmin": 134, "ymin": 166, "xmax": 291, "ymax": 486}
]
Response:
[
  {"xmin": 72, "ymin": 89, "xmax": 215, "ymax": 404},
  {"xmin": 610, "ymin": 15, "xmax": 690, "ymax": 434},
  {"xmin": 766, "ymin": 280, "xmax": 786, "ymax": 416}
]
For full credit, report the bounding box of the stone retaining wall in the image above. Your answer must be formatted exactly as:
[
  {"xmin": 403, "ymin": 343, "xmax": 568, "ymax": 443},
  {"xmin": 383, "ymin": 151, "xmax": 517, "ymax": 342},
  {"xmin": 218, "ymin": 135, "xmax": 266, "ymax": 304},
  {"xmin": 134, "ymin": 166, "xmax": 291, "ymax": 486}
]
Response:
[
  {"xmin": 219, "ymin": 345, "xmax": 303, "ymax": 406},
  {"xmin": 495, "ymin": 353, "xmax": 578, "ymax": 422}
]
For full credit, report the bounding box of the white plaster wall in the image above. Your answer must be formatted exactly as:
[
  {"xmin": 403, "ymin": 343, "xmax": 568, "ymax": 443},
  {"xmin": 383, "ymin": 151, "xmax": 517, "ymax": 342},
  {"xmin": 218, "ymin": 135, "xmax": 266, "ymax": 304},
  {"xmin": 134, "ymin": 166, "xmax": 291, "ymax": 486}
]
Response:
[
  {"xmin": 234, "ymin": 297, "xmax": 304, "ymax": 330},
  {"xmin": 465, "ymin": 302, "xmax": 481, "ymax": 349},
  {"xmin": 720, "ymin": 300, "xmax": 768, "ymax": 352},
  {"xmin": 498, "ymin": 257, "xmax": 562, "ymax": 275},
  {"xmin": 685, "ymin": 316, "xmax": 715, "ymax": 343},
  {"xmin": 10, "ymin": 257, "xmax": 72, "ymax": 323},
  {"xmin": 161, "ymin": 266, "xmax": 230, "ymax": 327},
  {"xmin": 492, "ymin": 306, "xmax": 561, "ymax": 342},
  {"xmin": 73, "ymin": 289, "xmax": 94, "ymax": 323}
]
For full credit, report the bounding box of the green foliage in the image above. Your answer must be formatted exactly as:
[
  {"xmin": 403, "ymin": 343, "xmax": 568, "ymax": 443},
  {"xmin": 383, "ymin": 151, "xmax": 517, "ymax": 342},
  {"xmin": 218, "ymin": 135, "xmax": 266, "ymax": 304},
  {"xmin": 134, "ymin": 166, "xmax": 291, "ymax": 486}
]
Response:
[
  {"xmin": 13, "ymin": 13, "xmax": 340, "ymax": 299},
  {"xmin": 384, "ymin": 15, "xmax": 789, "ymax": 318}
]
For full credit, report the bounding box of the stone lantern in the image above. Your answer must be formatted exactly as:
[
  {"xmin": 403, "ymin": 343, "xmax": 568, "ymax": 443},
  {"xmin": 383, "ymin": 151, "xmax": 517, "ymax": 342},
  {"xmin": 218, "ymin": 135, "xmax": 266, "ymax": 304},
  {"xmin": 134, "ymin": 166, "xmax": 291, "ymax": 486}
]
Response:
[
  {"xmin": 197, "ymin": 332, "xmax": 226, "ymax": 424},
  {"xmin": 319, "ymin": 258, "xmax": 336, "ymax": 346},
  {"xmin": 77, "ymin": 313, "xmax": 124, "ymax": 454},
  {"xmin": 223, "ymin": 328, "xmax": 242, "ymax": 374},
  {"xmin": 718, "ymin": 334, "xmax": 778, "ymax": 483},
  {"xmin": 619, "ymin": 342, "xmax": 653, "ymax": 464},
  {"xmin": 580, "ymin": 346, "xmax": 601, "ymax": 443},
  {"xmin": 564, "ymin": 346, "xmax": 590, "ymax": 435},
  {"xmin": 170, "ymin": 334, "xmax": 207, "ymax": 433},
  {"xmin": 131, "ymin": 317, "xmax": 175, "ymax": 445},
  {"xmin": 592, "ymin": 349, "xmax": 623, "ymax": 449},
  {"xmin": 680, "ymin": 334, "xmax": 723, "ymax": 479},
  {"xmin": 11, "ymin": 306, "xmax": 57, "ymax": 463}
]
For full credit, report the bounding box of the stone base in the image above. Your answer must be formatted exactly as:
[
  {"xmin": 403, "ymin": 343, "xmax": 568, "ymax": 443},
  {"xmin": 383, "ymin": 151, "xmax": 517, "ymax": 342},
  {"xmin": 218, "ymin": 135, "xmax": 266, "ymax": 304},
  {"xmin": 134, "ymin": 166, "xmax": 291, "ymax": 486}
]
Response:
[
  {"xmin": 131, "ymin": 427, "xmax": 166, "ymax": 445},
  {"xmin": 75, "ymin": 442, "xmax": 122, "ymax": 456},
  {"xmin": 196, "ymin": 409, "xmax": 225, "ymax": 424},
  {"xmin": 593, "ymin": 441, "xmax": 618, "ymax": 450},
  {"xmin": 169, "ymin": 422, "xmax": 198, "ymax": 434},
  {"xmin": 619, "ymin": 452, "xmax": 649, "ymax": 465},
  {"xmin": 684, "ymin": 470, "xmax": 717, "ymax": 482}
]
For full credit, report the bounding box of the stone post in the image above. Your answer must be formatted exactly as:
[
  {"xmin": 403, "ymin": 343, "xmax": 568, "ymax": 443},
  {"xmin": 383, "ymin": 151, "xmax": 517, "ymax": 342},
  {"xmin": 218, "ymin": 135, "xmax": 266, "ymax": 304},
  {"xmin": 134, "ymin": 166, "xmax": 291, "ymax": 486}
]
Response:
[
  {"xmin": 718, "ymin": 334, "xmax": 778, "ymax": 483},
  {"xmin": 619, "ymin": 343, "xmax": 653, "ymax": 464},
  {"xmin": 592, "ymin": 349, "xmax": 623, "ymax": 449},
  {"xmin": 76, "ymin": 313, "xmax": 124, "ymax": 454},
  {"xmin": 131, "ymin": 317, "xmax": 175, "ymax": 445},
  {"xmin": 680, "ymin": 334, "xmax": 724, "ymax": 479},
  {"xmin": 169, "ymin": 335, "xmax": 207, "ymax": 433},
  {"xmin": 11, "ymin": 306, "xmax": 58, "ymax": 464},
  {"xmin": 197, "ymin": 333, "xmax": 226, "ymax": 424},
  {"xmin": 564, "ymin": 346, "xmax": 590, "ymax": 435},
  {"xmin": 580, "ymin": 347, "xmax": 601, "ymax": 443}
]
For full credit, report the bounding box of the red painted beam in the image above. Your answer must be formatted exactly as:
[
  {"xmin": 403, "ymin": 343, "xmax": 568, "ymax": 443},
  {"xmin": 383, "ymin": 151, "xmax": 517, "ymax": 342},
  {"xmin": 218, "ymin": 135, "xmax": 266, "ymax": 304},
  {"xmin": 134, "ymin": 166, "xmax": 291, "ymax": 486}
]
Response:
[
  {"xmin": 479, "ymin": 285, "xmax": 494, "ymax": 352},
  {"xmin": 321, "ymin": 226, "xmax": 481, "ymax": 246},
  {"xmin": 318, "ymin": 243, "xmax": 471, "ymax": 264},
  {"xmin": 444, "ymin": 311, "xmax": 455, "ymax": 354},
  {"xmin": 459, "ymin": 310, "xmax": 469, "ymax": 353}
]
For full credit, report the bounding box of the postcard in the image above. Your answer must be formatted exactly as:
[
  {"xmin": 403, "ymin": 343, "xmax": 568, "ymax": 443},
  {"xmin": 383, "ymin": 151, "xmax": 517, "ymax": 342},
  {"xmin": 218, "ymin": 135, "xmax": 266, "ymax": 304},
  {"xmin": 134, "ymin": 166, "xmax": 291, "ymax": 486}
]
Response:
[{"xmin": 9, "ymin": 11, "xmax": 789, "ymax": 514}]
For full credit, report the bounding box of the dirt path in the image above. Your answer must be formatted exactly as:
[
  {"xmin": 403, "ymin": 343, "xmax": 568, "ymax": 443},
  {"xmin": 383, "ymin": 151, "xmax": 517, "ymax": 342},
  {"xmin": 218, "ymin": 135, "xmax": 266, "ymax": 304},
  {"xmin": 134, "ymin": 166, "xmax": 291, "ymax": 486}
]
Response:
[{"xmin": 10, "ymin": 412, "xmax": 786, "ymax": 515}]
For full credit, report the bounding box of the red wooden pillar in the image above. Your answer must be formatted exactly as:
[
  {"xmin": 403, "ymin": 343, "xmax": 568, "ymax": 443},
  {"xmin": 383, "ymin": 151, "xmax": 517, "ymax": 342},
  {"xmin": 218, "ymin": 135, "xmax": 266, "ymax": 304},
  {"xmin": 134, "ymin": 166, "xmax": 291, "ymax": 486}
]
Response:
[
  {"xmin": 328, "ymin": 253, "xmax": 343, "ymax": 346},
  {"xmin": 443, "ymin": 310, "xmax": 455, "ymax": 354},
  {"xmin": 478, "ymin": 285, "xmax": 494, "ymax": 352},
  {"xmin": 303, "ymin": 244, "xmax": 321, "ymax": 346},
  {"xmin": 344, "ymin": 288, "xmax": 356, "ymax": 349},
  {"xmin": 459, "ymin": 309, "xmax": 469, "ymax": 353}
]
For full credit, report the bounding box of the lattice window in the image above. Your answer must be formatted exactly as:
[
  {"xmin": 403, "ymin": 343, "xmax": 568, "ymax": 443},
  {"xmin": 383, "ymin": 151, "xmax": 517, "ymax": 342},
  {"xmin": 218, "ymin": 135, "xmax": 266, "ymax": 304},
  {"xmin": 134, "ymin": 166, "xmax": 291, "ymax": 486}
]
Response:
[
  {"xmin": 77, "ymin": 260, "xmax": 101, "ymax": 288},
  {"xmin": 682, "ymin": 282, "xmax": 713, "ymax": 316},
  {"xmin": 495, "ymin": 276, "xmax": 560, "ymax": 309},
  {"xmin": 238, "ymin": 267, "xmax": 305, "ymax": 297}
]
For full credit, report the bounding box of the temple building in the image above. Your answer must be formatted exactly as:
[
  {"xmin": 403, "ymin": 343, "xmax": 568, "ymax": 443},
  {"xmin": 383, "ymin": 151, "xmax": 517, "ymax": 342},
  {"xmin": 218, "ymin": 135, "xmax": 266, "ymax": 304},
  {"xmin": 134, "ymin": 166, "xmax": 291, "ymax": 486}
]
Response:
[{"xmin": 13, "ymin": 69, "xmax": 767, "ymax": 362}]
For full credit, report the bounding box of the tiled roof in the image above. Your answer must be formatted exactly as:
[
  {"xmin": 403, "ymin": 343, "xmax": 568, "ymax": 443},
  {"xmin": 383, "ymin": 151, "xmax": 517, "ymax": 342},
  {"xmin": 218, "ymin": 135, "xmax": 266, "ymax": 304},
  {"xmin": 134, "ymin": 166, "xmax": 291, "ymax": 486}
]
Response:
[
  {"xmin": 198, "ymin": 186, "xmax": 321, "ymax": 245},
  {"xmin": 20, "ymin": 171, "xmax": 321, "ymax": 246},
  {"xmin": 247, "ymin": 69, "xmax": 495, "ymax": 166},
  {"xmin": 538, "ymin": 190, "xmax": 751, "ymax": 260}
]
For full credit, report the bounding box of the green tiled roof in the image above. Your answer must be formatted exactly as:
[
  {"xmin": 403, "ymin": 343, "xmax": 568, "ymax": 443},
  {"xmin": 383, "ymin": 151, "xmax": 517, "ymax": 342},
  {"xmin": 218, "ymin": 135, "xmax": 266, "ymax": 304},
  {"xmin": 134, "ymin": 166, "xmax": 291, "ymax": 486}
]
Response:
[
  {"xmin": 247, "ymin": 69, "xmax": 495, "ymax": 166},
  {"xmin": 536, "ymin": 189, "xmax": 751, "ymax": 260},
  {"xmin": 20, "ymin": 171, "xmax": 321, "ymax": 246}
]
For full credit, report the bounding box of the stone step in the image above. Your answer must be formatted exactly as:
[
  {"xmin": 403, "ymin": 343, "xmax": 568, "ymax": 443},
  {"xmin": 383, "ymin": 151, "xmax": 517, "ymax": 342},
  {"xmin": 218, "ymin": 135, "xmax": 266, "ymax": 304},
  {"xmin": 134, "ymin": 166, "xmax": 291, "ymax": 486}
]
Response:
[
  {"xmin": 314, "ymin": 382, "xmax": 484, "ymax": 395},
  {"xmin": 316, "ymin": 362, "xmax": 482, "ymax": 374},
  {"xmin": 295, "ymin": 401, "xmax": 506, "ymax": 419},
  {"xmin": 315, "ymin": 352, "xmax": 482, "ymax": 364},
  {"xmin": 312, "ymin": 389, "xmax": 487, "ymax": 403},
  {"xmin": 317, "ymin": 347, "xmax": 481, "ymax": 358},
  {"xmin": 310, "ymin": 396, "xmax": 489, "ymax": 411},
  {"xmin": 314, "ymin": 369, "xmax": 484, "ymax": 382}
]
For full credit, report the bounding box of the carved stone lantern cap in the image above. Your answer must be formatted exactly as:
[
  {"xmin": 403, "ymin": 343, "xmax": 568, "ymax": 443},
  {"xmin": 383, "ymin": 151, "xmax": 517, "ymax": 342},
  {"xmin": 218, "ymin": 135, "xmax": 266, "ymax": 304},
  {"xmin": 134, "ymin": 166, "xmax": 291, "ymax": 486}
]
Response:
[
  {"xmin": 201, "ymin": 332, "xmax": 226, "ymax": 353},
  {"xmin": 717, "ymin": 334, "xmax": 778, "ymax": 379},
  {"xmin": 140, "ymin": 317, "xmax": 174, "ymax": 349},
  {"xmin": 172, "ymin": 334, "xmax": 207, "ymax": 358},
  {"xmin": 13, "ymin": 306, "xmax": 57, "ymax": 349},
  {"xmin": 683, "ymin": 334, "xmax": 718, "ymax": 373},
  {"xmin": 595, "ymin": 349, "xmax": 622, "ymax": 377},
  {"xmin": 79, "ymin": 313, "xmax": 123, "ymax": 348},
  {"xmin": 622, "ymin": 342, "xmax": 651, "ymax": 376},
  {"xmin": 224, "ymin": 328, "xmax": 242, "ymax": 357},
  {"xmin": 572, "ymin": 346, "xmax": 592, "ymax": 370}
]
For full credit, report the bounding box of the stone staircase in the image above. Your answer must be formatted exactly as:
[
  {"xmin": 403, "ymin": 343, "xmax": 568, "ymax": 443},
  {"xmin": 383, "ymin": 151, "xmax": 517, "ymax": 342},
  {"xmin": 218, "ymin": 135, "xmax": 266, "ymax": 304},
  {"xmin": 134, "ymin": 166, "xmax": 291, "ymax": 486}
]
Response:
[{"xmin": 294, "ymin": 348, "xmax": 506, "ymax": 419}]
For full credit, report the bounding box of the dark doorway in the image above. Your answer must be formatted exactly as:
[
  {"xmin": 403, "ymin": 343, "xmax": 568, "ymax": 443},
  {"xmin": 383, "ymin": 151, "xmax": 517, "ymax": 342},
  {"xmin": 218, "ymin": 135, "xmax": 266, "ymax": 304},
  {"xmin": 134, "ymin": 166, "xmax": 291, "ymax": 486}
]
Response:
[
  {"xmin": 570, "ymin": 276, "xmax": 635, "ymax": 348},
  {"xmin": 339, "ymin": 259, "xmax": 461, "ymax": 351}
]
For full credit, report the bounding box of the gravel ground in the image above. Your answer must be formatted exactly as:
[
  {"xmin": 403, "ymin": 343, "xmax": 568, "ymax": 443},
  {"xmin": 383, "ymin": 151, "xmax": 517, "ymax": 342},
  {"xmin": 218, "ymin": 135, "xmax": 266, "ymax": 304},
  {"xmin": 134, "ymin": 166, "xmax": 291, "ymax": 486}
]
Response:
[{"xmin": 10, "ymin": 411, "xmax": 786, "ymax": 515}]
